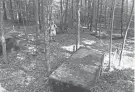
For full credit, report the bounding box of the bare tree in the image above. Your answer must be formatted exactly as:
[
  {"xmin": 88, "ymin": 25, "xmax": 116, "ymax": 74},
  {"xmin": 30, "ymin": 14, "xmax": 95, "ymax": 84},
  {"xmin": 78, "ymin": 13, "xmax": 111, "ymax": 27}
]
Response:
[
  {"xmin": 42, "ymin": 0, "xmax": 51, "ymax": 72},
  {"xmin": 108, "ymin": 4, "xmax": 113, "ymax": 30},
  {"xmin": 119, "ymin": 0, "xmax": 134, "ymax": 66},
  {"xmin": 60, "ymin": 0, "xmax": 63, "ymax": 17},
  {"xmin": 60, "ymin": 0, "xmax": 64, "ymax": 32},
  {"xmin": 126, "ymin": 0, "xmax": 128, "ymax": 25},
  {"xmin": 40, "ymin": 0, "xmax": 43, "ymax": 32},
  {"xmin": 104, "ymin": 0, "xmax": 108, "ymax": 29},
  {"xmin": 95, "ymin": 0, "xmax": 100, "ymax": 34},
  {"xmin": 76, "ymin": 0, "xmax": 81, "ymax": 50},
  {"xmin": 38, "ymin": 0, "xmax": 42, "ymax": 31},
  {"xmin": 71, "ymin": 0, "xmax": 73, "ymax": 20},
  {"xmin": 81, "ymin": 0, "xmax": 83, "ymax": 7},
  {"xmin": 24, "ymin": 0, "xmax": 28, "ymax": 39},
  {"xmin": 16, "ymin": 0, "xmax": 21, "ymax": 29},
  {"xmin": 77, "ymin": 0, "xmax": 81, "ymax": 49},
  {"xmin": 35, "ymin": 0, "xmax": 40, "ymax": 35},
  {"xmin": 85, "ymin": 0, "xmax": 87, "ymax": 18},
  {"xmin": 99, "ymin": 0, "xmax": 103, "ymax": 38},
  {"xmin": 109, "ymin": 0, "xmax": 116, "ymax": 70},
  {"xmin": 121, "ymin": 0, "xmax": 125, "ymax": 37},
  {"xmin": 64, "ymin": 0, "xmax": 69, "ymax": 32},
  {"xmin": 89, "ymin": 0, "xmax": 95, "ymax": 32},
  {"xmin": 3, "ymin": 0, "xmax": 7, "ymax": 20},
  {"xmin": 9, "ymin": 0, "xmax": 14, "ymax": 20},
  {"xmin": 0, "ymin": 0, "xmax": 8, "ymax": 64},
  {"xmin": 87, "ymin": 0, "xmax": 91, "ymax": 29}
]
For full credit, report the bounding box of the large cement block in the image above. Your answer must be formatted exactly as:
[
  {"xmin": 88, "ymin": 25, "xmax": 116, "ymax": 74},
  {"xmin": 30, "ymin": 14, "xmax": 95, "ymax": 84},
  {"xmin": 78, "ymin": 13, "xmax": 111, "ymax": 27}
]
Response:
[{"xmin": 49, "ymin": 47, "xmax": 103, "ymax": 91}]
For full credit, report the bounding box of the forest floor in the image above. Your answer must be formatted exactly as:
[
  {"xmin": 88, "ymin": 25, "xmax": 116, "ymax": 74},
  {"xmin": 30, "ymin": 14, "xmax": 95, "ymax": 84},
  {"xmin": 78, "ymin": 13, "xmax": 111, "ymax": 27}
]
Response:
[{"xmin": 0, "ymin": 25, "xmax": 134, "ymax": 92}]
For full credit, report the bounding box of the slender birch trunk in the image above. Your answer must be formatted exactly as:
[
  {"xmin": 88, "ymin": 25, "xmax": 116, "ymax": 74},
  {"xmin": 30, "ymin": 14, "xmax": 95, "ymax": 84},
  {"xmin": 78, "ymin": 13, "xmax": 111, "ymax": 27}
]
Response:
[
  {"xmin": 109, "ymin": 0, "xmax": 116, "ymax": 70},
  {"xmin": 121, "ymin": 0, "xmax": 125, "ymax": 37},
  {"xmin": 119, "ymin": 0, "xmax": 134, "ymax": 66}
]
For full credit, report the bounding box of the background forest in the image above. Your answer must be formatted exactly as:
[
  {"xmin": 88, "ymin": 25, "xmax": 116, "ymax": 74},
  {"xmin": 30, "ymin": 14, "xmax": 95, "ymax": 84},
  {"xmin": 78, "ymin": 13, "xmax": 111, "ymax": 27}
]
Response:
[{"xmin": 0, "ymin": 0, "xmax": 134, "ymax": 92}]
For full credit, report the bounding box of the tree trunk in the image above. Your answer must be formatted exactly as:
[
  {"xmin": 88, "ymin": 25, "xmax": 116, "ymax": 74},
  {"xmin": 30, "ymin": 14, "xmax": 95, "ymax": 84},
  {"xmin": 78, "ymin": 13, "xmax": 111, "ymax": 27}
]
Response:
[
  {"xmin": 87, "ymin": 0, "xmax": 91, "ymax": 29},
  {"xmin": 76, "ymin": 0, "xmax": 80, "ymax": 50},
  {"xmin": 126, "ymin": 0, "xmax": 128, "ymax": 25},
  {"xmin": 68, "ymin": 0, "xmax": 70, "ymax": 9},
  {"xmin": 9, "ymin": 0, "xmax": 14, "ymax": 20},
  {"xmin": 34, "ymin": 0, "xmax": 40, "ymax": 49},
  {"xmin": 99, "ymin": 0, "xmax": 103, "ymax": 38},
  {"xmin": 64, "ymin": 0, "xmax": 68, "ymax": 32},
  {"xmin": 41, "ymin": 0, "xmax": 44, "ymax": 31},
  {"xmin": 81, "ymin": 0, "xmax": 83, "ymax": 7},
  {"xmin": 108, "ymin": 5, "xmax": 113, "ymax": 30},
  {"xmin": 104, "ymin": 0, "xmax": 108, "ymax": 29},
  {"xmin": 95, "ymin": 0, "xmax": 100, "ymax": 34},
  {"xmin": 71, "ymin": 0, "xmax": 73, "ymax": 20},
  {"xmin": 85, "ymin": 0, "xmax": 87, "ymax": 16},
  {"xmin": 3, "ymin": 1, "xmax": 7, "ymax": 20},
  {"xmin": 89, "ymin": 0, "xmax": 95, "ymax": 32},
  {"xmin": 0, "ymin": 0, "xmax": 8, "ymax": 64},
  {"xmin": 77, "ymin": 1, "xmax": 81, "ymax": 49},
  {"xmin": 109, "ymin": 0, "xmax": 116, "ymax": 70},
  {"xmin": 43, "ymin": 0, "xmax": 50, "ymax": 72},
  {"xmin": 63, "ymin": 0, "xmax": 65, "ymax": 6},
  {"xmin": 119, "ymin": 0, "xmax": 134, "ymax": 66},
  {"xmin": 16, "ymin": 1, "xmax": 20, "ymax": 29},
  {"xmin": 38, "ymin": 0, "xmax": 42, "ymax": 31},
  {"xmin": 24, "ymin": 0, "xmax": 28, "ymax": 39},
  {"xmin": 121, "ymin": 0, "xmax": 125, "ymax": 37},
  {"xmin": 60, "ymin": 0, "xmax": 63, "ymax": 17},
  {"xmin": 60, "ymin": 0, "xmax": 63, "ymax": 31},
  {"xmin": 35, "ymin": 0, "xmax": 40, "ymax": 34}
]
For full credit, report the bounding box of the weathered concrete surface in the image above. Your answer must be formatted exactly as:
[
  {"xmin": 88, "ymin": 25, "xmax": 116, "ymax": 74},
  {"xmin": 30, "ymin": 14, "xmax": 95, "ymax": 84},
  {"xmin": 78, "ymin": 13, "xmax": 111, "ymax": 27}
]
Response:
[
  {"xmin": 49, "ymin": 47, "xmax": 103, "ymax": 91},
  {"xmin": 71, "ymin": 47, "xmax": 103, "ymax": 60}
]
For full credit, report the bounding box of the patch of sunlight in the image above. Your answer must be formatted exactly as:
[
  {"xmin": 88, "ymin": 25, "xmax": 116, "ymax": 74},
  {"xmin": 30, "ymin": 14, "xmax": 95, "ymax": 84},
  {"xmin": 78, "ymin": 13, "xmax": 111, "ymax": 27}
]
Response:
[
  {"xmin": 18, "ymin": 33, "xmax": 25, "ymax": 37},
  {"xmin": 123, "ymin": 50, "xmax": 134, "ymax": 54},
  {"xmin": 81, "ymin": 26, "xmax": 87, "ymax": 29},
  {"xmin": 130, "ymin": 37, "xmax": 135, "ymax": 40},
  {"xmin": 61, "ymin": 44, "xmax": 84, "ymax": 52},
  {"xmin": 0, "ymin": 84, "xmax": 6, "ymax": 92},
  {"xmin": 126, "ymin": 39, "xmax": 135, "ymax": 43},
  {"xmin": 16, "ymin": 54, "xmax": 26, "ymax": 61},
  {"xmin": 86, "ymin": 46, "xmax": 103, "ymax": 54},
  {"xmin": 112, "ymin": 34, "xmax": 121, "ymax": 36},
  {"xmin": 118, "ymin": 56, "xmax": 134, "ymax": 70},
  {"xmin": 82, "ymin": 40, "xmax": 96, "ymax": 45},
  {"xmin": 104, "ymin": 54, "xmax": 134, "ymax": 70}
]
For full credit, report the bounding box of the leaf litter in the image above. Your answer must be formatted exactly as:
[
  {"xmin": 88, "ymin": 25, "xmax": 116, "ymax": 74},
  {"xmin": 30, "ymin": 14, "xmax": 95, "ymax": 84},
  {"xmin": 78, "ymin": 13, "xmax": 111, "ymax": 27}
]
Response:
[{"xmin": 0, "ymin": 33, "xmax": 134, "ymax": 92}]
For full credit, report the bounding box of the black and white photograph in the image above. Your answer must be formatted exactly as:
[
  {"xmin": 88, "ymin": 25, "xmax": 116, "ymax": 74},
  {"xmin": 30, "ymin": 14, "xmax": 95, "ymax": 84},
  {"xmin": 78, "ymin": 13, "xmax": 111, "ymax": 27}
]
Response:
[{"xmin": 0, "ymin": 0, "xmax": 134, "ymax": 92}]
